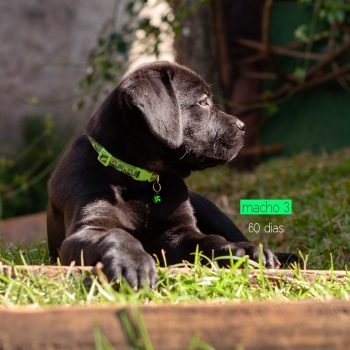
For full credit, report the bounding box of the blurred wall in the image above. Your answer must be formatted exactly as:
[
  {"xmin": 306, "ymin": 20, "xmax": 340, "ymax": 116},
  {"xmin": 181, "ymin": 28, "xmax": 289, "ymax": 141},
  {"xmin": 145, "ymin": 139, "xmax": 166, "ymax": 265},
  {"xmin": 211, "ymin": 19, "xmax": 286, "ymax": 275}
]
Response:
[{"xmin": 0, "ymin": 0, "xmax": 124, "ymax": 153}]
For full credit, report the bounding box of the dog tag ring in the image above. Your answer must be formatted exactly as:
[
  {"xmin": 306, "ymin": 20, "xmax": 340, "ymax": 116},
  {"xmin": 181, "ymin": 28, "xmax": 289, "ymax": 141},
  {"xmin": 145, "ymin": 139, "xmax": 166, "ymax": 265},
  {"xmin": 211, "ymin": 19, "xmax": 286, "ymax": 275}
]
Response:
[{"xmin": 152, "ymin": 178, "xmax": 162, "ymax": 204}]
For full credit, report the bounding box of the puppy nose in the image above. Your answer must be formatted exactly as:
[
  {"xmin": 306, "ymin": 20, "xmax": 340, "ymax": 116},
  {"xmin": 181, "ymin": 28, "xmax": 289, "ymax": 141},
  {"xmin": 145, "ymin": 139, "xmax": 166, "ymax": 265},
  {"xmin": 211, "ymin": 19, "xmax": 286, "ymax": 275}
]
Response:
[{"xmin": 236, "ymin": 119, "xmax": 245, "ymax": 132}]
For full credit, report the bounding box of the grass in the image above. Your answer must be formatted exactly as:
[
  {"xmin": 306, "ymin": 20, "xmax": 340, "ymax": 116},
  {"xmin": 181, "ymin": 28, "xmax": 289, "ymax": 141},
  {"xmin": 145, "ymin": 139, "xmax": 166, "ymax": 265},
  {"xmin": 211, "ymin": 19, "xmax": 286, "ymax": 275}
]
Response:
[
  {"xmin": 0, "ymin": 148, "xmax": 350, "ymax": 306},
  {"xmin": 1, "ymin": 248, "xmax": 350, "ymax": 306},
  {"xmin": 187, "ymin": 148, "xmax": 350, "ymax": 270},
  {"xmin": 94, "ymin": 310, "xmax": 215, "ymax": 350}
]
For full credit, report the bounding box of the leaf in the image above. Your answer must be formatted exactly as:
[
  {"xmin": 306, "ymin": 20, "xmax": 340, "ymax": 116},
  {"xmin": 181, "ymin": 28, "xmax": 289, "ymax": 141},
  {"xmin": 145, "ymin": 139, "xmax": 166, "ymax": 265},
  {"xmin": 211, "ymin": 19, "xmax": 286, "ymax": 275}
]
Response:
[
  {"xmin": 335, "ymin": 10, "xmax": 345, "ymax": 23},
  {"xmin": 74, "ymin": 99, "xmax": 85, "ymax": 111},
  {"xmin": 293, "ymin": 66, "xmax": 307, "ymax": 83},
  {"xmin": 294, "ymin": 24, "xmax": 309, "ymax": 43},
  {"xmin": 28, "ymin": 96, "xmax": 39, "ymax": 106},
  {"xmin": 264, "ymin": 102, "xmax": 279, "ymax": 116}
]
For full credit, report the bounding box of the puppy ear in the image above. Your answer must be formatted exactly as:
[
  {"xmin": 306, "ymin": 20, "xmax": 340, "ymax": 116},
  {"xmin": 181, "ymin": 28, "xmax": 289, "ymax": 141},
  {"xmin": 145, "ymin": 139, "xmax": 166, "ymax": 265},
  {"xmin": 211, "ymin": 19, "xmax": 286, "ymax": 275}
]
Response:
[{"xmin": 120, "ymin": 68, "xmax": 182, "ymax": 148}]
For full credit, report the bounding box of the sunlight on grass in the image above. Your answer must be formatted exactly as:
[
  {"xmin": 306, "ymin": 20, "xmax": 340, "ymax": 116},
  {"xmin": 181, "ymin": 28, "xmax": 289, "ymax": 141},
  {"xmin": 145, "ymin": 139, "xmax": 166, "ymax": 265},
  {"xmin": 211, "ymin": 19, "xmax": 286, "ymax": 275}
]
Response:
[
  {"xmin": 0, "ymin": 149, "xmax": 350, "ymax": 306},
  {"xmin": 187, "ymin": 148, "xmax": 350, "ymax": 270},
  {"xmin": 0, "ymin": 245, "xmax": 349, "ymax": 306}
]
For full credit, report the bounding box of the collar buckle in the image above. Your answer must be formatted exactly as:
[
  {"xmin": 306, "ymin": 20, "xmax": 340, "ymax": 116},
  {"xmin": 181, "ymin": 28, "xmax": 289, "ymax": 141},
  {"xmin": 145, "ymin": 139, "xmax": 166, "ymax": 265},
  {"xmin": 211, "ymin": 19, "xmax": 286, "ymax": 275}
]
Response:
[
  {"xmin": 135, "ymin": 169, "xmax": 157, "ymax": 182},
  {"xmin": 97, "ymin": 148, "xmax": 112, "ymax": 167}
]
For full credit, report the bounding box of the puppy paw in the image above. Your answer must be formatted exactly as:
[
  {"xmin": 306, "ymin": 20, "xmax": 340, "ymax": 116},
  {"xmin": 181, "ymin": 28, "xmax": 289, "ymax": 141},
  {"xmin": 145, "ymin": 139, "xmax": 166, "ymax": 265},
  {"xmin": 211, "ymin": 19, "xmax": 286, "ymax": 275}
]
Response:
[
  {"xmin": 94, "ymin": 230, "xmax": 158, "ymax": 289},
  {"xmin": 200, "ymin": 235, "xmax": 280, "ymax": 268},
  {"xmin": 211, "ymin": 242, "xmax": 281, "ymax": 269},
  {"xmin": 102, "ymin": 248, "xmax": 157, "ymax": 289},
  {"xmin": 223, "ymin": 241, "xmax": 281, "ymax": 268},
  {"xmin": 275, "ymin": 252, "xmax": 303, "ymax": 268}
]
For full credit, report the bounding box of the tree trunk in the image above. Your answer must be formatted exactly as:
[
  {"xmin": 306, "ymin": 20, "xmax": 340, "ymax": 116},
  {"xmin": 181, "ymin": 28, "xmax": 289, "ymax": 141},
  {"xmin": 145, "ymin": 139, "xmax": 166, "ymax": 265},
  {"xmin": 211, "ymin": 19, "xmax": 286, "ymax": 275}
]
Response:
[
  {"xmin": 173, "ymin": 0, "xmax": 264, "ymax": 168},
  {"xmin": 172, "ymin": 1, "xmax": 221, "ymax": 96}
]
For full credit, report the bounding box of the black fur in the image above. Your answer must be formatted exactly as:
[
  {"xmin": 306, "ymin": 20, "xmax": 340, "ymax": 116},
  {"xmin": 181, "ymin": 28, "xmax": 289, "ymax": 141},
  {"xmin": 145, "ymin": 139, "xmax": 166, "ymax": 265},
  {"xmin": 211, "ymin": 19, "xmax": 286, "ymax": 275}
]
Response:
[{"xmin": 47, "ymin": 61, "xmax": 296, "ymax": 289}]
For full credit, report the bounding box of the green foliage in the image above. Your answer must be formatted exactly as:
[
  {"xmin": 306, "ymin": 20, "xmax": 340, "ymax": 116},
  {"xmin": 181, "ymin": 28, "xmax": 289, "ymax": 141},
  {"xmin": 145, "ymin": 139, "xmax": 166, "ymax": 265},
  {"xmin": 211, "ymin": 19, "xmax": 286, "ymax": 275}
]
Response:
[
  {"xmin": 94, "ymin": 327, "xmax": 117, "ymax": 350},
  {"xmin": 295, "ymin": 0, "xmax": 350, "ymax": 43},
  {"xmin": 258, "ymin": 0, "xmax": 350, "ymax": 111},
  {"xmin": 292, "ymin": 0, "xmax": 350, "ymax": 78},
  {"xmin": 298, "ymin": 0, "xmax": 350, "ymax": 25},
  {"xmin": 94, "ymin": 318, "xmax": 214, "ymax": 350},
  {"xmin": 78, "ymin": 18, "xmax": 132, "ymax": 105},
  {"xmin": 78, "ymin": 0, "xmax": 163, "ymax": 107},
  {"xmin": 0, "ymin": 116, "xmax": 66, "ymax": 218},
  {"xmin": 118, "ymin": 309, "xmax": 155, "ymax": 350},
  {"xmin": 0, "ymin": 241, "xmax": 49, "ymax": 265}
]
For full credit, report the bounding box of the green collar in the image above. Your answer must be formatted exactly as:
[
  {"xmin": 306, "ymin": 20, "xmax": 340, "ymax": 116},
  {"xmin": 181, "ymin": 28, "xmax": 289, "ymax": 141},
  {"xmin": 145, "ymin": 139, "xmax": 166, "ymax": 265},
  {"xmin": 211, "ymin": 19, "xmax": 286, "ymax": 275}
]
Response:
[{"xmin": 88, "ymin": 136, "xmax": 159, "ymax": 182}]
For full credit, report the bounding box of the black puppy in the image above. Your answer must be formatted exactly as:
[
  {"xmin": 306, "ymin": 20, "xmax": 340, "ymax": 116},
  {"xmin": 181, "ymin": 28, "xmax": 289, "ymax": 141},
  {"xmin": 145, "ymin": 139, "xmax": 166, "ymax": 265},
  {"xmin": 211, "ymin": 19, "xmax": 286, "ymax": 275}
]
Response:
[{"xmin": 48, "ymin": 61, "xmax": 285, "ymax": 289}]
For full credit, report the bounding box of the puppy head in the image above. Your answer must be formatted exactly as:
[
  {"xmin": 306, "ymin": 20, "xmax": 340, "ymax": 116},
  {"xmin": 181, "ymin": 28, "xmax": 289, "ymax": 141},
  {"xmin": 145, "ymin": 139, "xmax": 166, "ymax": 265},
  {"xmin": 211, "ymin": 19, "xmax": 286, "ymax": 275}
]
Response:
[
  {"xmin": 118, "ymin": 61, "xmax": 245, "ymax": 171},
  {"xmin": 170, "ymin": 64, "xmax": 245, "ymax": 169}
]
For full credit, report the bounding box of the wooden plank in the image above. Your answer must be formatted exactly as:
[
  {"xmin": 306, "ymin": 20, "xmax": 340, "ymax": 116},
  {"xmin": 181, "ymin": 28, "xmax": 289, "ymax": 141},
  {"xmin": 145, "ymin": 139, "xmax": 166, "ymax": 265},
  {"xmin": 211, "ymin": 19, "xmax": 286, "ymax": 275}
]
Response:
[
  {"xmin": 1, "ymin": 301, "xmax": 350, "ymax": 349},
  {"xmin": 0, "ymin": 264, "xmax": 93, "ymax": 279},
  {"xmin": 0, "ymin": 212, "xmax": 46, "ymax": 245},
  {"xmin": 0, "ymin": 264, "xmax": 348, "ymax": 282}
]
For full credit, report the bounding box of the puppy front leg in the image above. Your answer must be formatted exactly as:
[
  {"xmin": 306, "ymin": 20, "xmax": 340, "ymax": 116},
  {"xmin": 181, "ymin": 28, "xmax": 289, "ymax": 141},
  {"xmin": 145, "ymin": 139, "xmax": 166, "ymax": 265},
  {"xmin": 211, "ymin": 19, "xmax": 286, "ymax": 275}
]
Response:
[
  {"xmin": 190, "ymin": 191, "xmax": 249, "ymax": 242},
  {"xmin": 190, "ymin": 192, "xmax": 300, "ymax": 266},
  {"xmin": 60, "ymin": 228, "xmax": 157, "ymax": 289},
  {"xmin": 162, "ymin": 229, "xmax": 280, "ymax": 268}
]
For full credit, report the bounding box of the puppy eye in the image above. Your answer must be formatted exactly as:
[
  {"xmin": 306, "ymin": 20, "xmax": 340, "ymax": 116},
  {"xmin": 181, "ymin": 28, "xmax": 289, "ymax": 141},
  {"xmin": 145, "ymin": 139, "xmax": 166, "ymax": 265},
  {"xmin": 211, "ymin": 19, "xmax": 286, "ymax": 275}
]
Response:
[{"xmin": 197, "ymin": 97, "xmax": 210, "ymax": 107}]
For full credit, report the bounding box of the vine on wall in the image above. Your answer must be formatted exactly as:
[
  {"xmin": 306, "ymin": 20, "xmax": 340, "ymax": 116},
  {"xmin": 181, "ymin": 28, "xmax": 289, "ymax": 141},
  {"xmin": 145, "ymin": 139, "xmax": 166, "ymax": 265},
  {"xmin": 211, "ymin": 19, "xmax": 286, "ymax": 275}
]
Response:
[
  {"xmin": 76, "ymin": 0, "xmax": 209, "ymax": 109},
  {"xmin": 78, "ymin": 0, "xmax": 350, "ymax": 112},
  {"xmin": 235, "ymin": 0, "xmax": 350, "ymax": 111}
]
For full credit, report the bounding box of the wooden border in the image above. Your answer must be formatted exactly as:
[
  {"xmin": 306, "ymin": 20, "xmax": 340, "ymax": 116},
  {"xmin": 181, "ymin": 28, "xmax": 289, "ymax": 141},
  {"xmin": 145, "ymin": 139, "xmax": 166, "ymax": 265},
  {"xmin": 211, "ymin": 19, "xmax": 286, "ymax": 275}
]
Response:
[
  {"xmin": 1, "ymin": 301, "xmax": 350, "ymax": 349},
  {"xmin": 1, "ymin": 265, "xmax": 350, "ymax": 348},
  {"xmin": 1, "ymin": 264, "xmax": 349, "ymax": 282}
]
